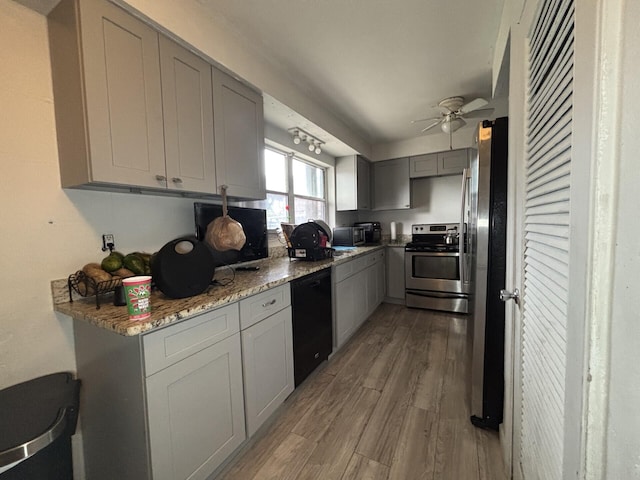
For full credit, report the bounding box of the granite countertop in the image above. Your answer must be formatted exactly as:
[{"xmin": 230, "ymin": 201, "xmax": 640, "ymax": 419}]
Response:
[{"xmin": 52, "ymin": 245, "xmax": 385, "ymax": 336}]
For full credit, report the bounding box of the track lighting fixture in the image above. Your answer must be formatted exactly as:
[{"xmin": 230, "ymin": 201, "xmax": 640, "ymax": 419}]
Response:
[{"xmin": 288, "ymin": 127, "xmax": 324, "ymax": 155}]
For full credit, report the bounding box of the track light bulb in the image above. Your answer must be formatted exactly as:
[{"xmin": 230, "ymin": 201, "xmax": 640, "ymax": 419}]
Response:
[
  {"xmin": 293, "ymin": 131, "xmax": 301, "ymax": 145},
  {"xmin": 315, "ymin": 145, "xmax": 322, "ymax": 154},
  {"xmin": 308, "ymin": 140, "xmax": 315, "ymax": 152}
]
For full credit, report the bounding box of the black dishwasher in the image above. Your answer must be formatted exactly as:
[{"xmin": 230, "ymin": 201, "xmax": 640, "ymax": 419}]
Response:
[{"xmin": 291, "ymin": 269, "xmax": 333, "ymax": 386}]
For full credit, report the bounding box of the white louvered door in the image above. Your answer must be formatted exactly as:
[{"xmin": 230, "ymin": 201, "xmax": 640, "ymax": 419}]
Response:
[{"xmin": 510, "ymin": 0, "xmax": 576, "ymax": 478}]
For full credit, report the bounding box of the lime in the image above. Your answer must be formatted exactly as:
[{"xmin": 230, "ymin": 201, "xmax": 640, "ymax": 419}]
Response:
[
  {"xmin": 101, "ymin": 254, "xmax": 123, "ymax": 272},
  {"xmin": 123, "ymin": 254, "xmax": 146, "ymax": 275}
]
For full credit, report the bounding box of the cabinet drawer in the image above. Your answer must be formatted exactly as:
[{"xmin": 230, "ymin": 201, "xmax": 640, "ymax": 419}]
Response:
[
  {"xmin": 143, "ymin": 303, "xmax": 240, "ymax": 376},
  {"xmin": 364, "ymin": 250, "xmax": 384, "ymax": 267},
  {"xmin": 334, "ymin": 256, "xmax": 369, "ymax": 283},
  {"xmin": 334, "ymin": 259, "xmax": 355, "ymax": 283},
  {"xmin": 239, "ymin": 284, "xmax": 291, "ymax": 330}
]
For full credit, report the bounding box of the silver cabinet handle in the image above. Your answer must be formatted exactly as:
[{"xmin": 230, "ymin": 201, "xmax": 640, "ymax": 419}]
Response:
[
  {"xmin": 262, "ymin": 299, "xmax": 276, "ymax": 307},
  {"xmin": 155, "ymin": 175, "xmax": 166, "ymax": 181},
  {"xmin": 172, "ymin": 177, "xmax": 183, "ymax": 184},
  {"xmin": 500, "ymin": 288, "xmax": 520, "ymax": 304},
  {"xmin": 0, "ymin": 408, "xmax": 69, "ymax": 468}
]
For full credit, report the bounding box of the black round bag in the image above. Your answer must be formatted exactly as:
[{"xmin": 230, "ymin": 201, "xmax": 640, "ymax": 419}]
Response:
[{"xmin": 151, "ymin": 236, "xmax": 215, "ymax": 299}]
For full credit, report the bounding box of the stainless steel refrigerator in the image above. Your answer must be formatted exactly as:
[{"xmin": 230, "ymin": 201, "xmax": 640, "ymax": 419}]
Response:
[{"xmin": 464, "ymin": 117, "xmax": 508, "ymax": 430}]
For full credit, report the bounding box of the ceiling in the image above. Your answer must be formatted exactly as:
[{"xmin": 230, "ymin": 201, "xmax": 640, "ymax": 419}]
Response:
[{"xmin": 195, "ymin": 0, "xmax": 506, "ymax": 155}]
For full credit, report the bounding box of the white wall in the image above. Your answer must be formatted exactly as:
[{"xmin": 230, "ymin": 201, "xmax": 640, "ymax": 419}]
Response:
[{"xmin": 605, "ymin": 0, "xmax": 640, "ymax": 476}]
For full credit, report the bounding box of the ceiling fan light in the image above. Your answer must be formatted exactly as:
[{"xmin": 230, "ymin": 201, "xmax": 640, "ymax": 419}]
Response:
[{"xmin": 442, "ymin": 117, "xmax": 466, "ymax": 134}]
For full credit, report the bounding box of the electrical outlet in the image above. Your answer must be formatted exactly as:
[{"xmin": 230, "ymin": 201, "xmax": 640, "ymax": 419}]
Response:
[{"xmin": 102, "ymin": 234, "xmax": 115, "ymax": 252}]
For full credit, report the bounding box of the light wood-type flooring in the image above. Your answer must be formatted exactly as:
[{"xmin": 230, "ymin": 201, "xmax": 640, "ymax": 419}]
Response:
[{"xmin": 219, "ymin": 303, "xmax": 508, "ymax": 480}]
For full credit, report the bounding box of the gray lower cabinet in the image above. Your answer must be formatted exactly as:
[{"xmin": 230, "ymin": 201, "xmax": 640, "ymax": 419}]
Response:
[
  {"xmin": 364, "ymin": 250, "xmax": 386, "ymax": 317},
  {"xmin": 73, "ymin": 303, "xmax": 246, "ymax": 480},
  {"xmin": 333, "ymin": 250, "xmax": 385, "ymax": 349},
  {"xmin": 239, "ymin": 285, "xmax": 294, "ymax": 437},
  {"xmin": 373, "ymin": 157, "xmax": 411, "ymax": 210},
  {"xmin": 385, "ymin": 246, "xmax": 406, "ymax": 303},
  {"xmin": 146, "ymin": 334, "xmax": 245, "ymax": 480}
]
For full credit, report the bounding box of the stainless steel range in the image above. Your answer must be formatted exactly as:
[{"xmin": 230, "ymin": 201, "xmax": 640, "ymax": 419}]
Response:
[{"xmin": 405, "ymin": 223, "xmax": 469, "ymax": 313}]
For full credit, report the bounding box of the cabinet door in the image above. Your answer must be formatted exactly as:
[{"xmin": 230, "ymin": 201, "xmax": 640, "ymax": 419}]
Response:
[
  {"xmin": 213, "ymin": 68, "xmax": 265, "ymax": 200},
  {"xmin": 80, "ymin": 0, "xmax": 166, "ymax": 188},
  {"xmin": 438, "ymin": 149, "xmax": 468, "ymax": 175},
  {"xmin": 357, "ymin": 156, "xmax": 371, "ymax": 210},
  {"xmin": 365, "ymin": 264, "xmax": 378, "ymax": 318},
  {"xmin": 386, "ymin": 247, "xmax": 406, "ymax": 301},
  {"xmin": 336, "ymin": 155, "xmax": 370, "ymax": 211},
  {"xmin": 159, "ymin": 36, "xmax": 216, "ymax": 194},
  {"xmin": 354, "ymin": 268, "xmax": 368, "ymax": 328},
  {"xmin": 334, "ymin": 277, "xmax": 356, "ymax": 348},
  {"xmin": 373, "ymin": 157, "xmax": 411, "ymax": 210},
  {"xmin": 241, "ymin": 306, "xmax": 294, "ymax": 437},
  {"xmin": 376, "ymin": 253, "xmax": 386, "ymax": 305},
  {"xmin": 336, "ymin": 155, "xmax": 357, "ymax": 211},
  {"xmin": 409, "ymin": 153, "xmax": 438, "ymax": 178},
  {"xmin": 146, "ymin": 333, "xmax": 245, "ymax": 480}
]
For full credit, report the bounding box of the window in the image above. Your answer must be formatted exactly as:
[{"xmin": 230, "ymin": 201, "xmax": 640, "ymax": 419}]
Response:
[{"xmin": 262, "ymin": 147, "xmax": 327, "ymax": 229}]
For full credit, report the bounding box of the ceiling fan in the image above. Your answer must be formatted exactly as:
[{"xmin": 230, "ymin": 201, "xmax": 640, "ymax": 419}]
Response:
[{"xmin": 412, "ymin": 96, "xmax": 493, "ymax": 148}]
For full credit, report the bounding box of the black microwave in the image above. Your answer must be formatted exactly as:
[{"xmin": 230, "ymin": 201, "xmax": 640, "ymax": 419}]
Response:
[{"xmin": 332, "ymin": 226, "xmax": 365, "ymax": 246}]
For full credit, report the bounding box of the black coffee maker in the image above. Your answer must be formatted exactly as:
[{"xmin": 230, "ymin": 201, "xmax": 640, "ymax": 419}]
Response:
[
  {"xmin": 354, "ymin": 222, "xmax": 382, "ymax": 244},
  {"xmin": 288, "ymin": 222, "xmax": 334, "ymax": 261}
]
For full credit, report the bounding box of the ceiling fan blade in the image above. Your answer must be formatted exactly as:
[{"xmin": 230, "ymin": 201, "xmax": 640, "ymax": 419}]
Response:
[
  {"xmin": 411, "ymin": 116, "xmax": 441, "ymax": 124},
  {"xmin": 458, "ymin": 97, "xmax": 489, "ymax": 114},
  {"xmin": 460, "ymin": 107, "xmax": 494, "ymax": 119},
  {"xmin": 421, "ymin": 119, "xmax": 443, "ymax": 133}
]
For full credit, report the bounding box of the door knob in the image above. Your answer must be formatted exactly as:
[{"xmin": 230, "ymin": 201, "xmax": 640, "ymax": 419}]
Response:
[{"xmin": 500, "ymin": 288, "xmax": 520, "ymax": 304}]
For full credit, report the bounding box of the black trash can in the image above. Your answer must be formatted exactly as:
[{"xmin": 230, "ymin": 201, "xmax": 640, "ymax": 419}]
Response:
[{"xmin": 0, "ymin": 372, "xmax": 80, "ymax": 480}]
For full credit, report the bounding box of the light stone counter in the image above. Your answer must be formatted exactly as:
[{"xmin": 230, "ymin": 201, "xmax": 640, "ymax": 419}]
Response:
[{"xmin": 52, "ymin": 245, "xmax": 384, "ymax": 336}]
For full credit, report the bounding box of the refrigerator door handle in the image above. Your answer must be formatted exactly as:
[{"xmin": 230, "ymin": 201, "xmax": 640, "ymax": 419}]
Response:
[{"xmin": 459, "ymin": 167, "xmax": 469, "ymax": 283}]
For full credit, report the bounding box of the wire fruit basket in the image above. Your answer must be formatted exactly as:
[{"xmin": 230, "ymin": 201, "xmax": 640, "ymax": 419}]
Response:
[{"xmin": 67, "ymin": 271, "xmax": 126, "ymax": 309}]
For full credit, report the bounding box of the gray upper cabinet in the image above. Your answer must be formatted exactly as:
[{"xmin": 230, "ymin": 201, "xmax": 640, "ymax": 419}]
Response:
[
  {"xmin": 213, "ymin": 69, "xmax": 266, "ymax": 200},
  {"xmin": 159, "ymin": 36, "xmax": 216, "ymax": 194},
  {"xmin": 49, "ymin": 0, "xmax": 166, "ymax": 190},
  {"xmin": 336, "ymin": 155, "xmax": 371, "ymax": 211},
  {"xmin": 409, "ymin": 153, "xmax": 438, "ymax": 178},
  {"xmin": 410, "ymin": 149, "xmax": 469, "ymax": 178},
  {"xmin": 373, "ymin": 157, "xmax": 411, "ymax": 210},
  {"xmin": 49, "ymin": 0, "xmax": 265, "ymax": 199}
]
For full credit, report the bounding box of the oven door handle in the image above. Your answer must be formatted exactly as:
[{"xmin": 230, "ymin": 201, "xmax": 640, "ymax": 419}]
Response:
[
  {"xmin": 404, "ymin": 250, "xmax": 460, "ymax": 257},
  {"xmin": 406, "ymin": 289, "xmax": 468, "ymax": 299}
]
